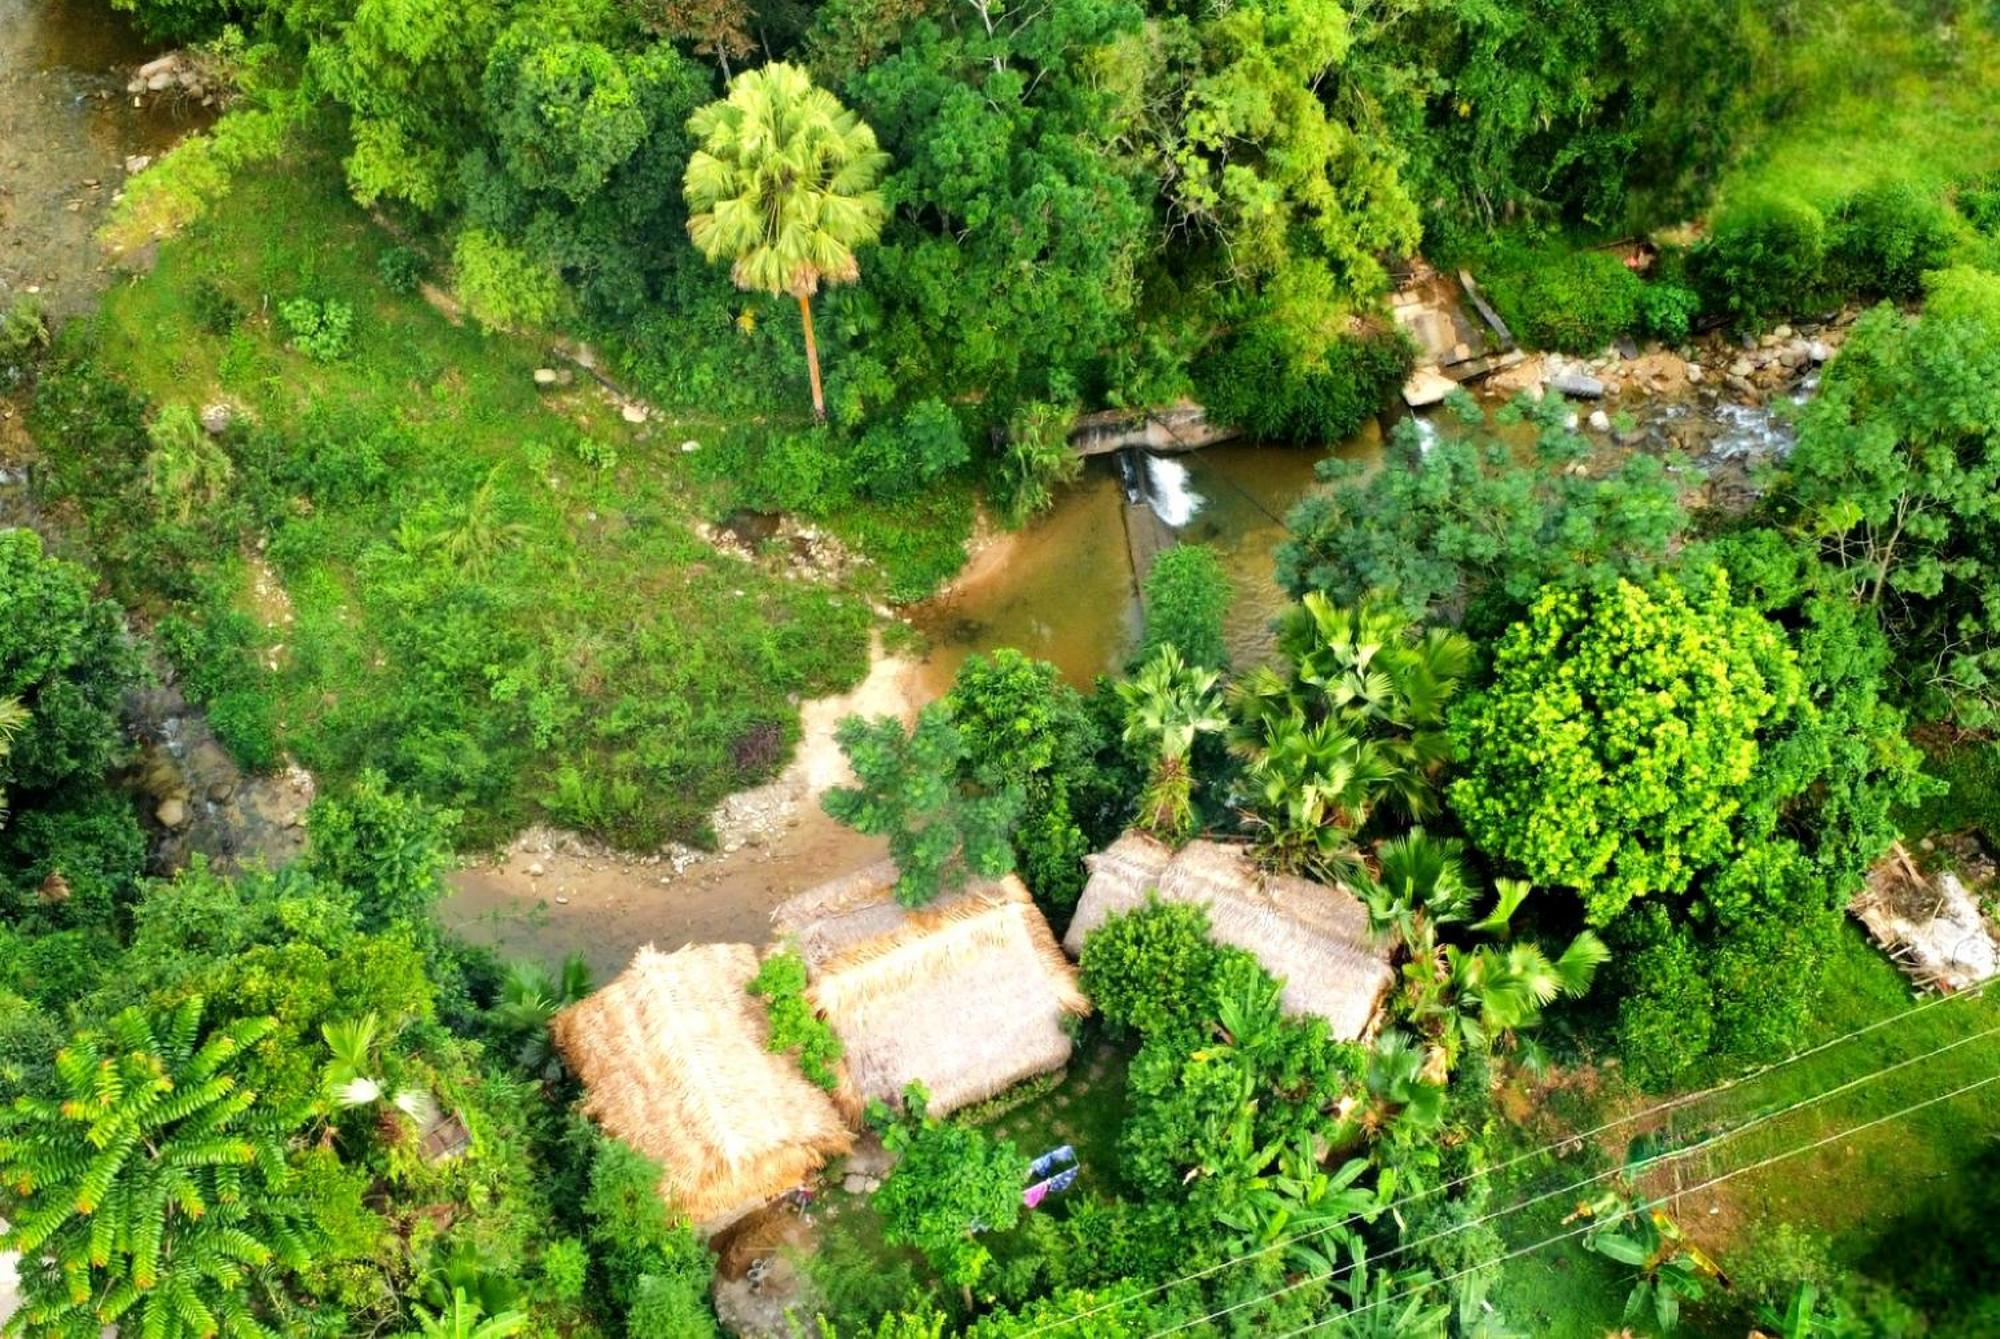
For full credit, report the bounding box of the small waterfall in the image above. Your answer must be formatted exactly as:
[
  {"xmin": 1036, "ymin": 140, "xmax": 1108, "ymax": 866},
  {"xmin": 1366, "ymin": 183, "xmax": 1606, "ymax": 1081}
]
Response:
[
  {"xmin": 1412, "ymin": 415, "xmax": 1441, "ymax": 457},
  {"xmin": 1704, "ymin": 402, "xmax": 1795, "ymax": 463},
  {"xmin": 1143, "ymin": 453, "xmax": 1205, "ymax": 528}
]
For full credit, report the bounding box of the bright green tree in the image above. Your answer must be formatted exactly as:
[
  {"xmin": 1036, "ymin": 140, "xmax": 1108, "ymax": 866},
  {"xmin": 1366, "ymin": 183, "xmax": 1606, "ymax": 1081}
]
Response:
[
  {"xmin": 873, "ymin": 1083, "xmax": 1024, "ymax": 1297},
  {"xmin": 683, "ymin": 61, "xmax": 889, "ymax": 421},
  {"xmin": 1450, "ymin": 573, "xmax": 1803, "ymax": 924},
  {"xmin": 0, "ymin": 997, "xmax": 318, "ymax": 1338},
  {"xmin": 823, "ymin": 704, "xmax": 1020, "ymax": 906}
]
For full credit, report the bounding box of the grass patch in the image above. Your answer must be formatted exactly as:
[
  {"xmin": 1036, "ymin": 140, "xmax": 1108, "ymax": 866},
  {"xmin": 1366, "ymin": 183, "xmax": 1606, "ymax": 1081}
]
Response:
[
  {"xmin": 1898, "ymin": 735, "xmax": 2000, "ymax": 847},
  {"xmin": 1499, "ymin": 925, "xmax": 2000, "ymax": 1336},
  {"xmin": 36, "ymin": 138, "xmax": 872, "ymax": 848}
]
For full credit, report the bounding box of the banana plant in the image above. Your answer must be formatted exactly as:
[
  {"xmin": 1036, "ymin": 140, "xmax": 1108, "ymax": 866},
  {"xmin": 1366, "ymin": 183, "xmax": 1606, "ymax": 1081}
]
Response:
[
  {"xmin": 1213, "ymin": 1135, "xmax": 1381, "ymax": 1278},
  {"xmin": 1576, "ymin": 1192, "xmax": 1725, "ymax": 1333},
  {"xmin": 398, "ymin": 1287, "xmax": 527, "ymax": 1339},
  {"xmin": 1322, "ymin": 1236, "xmax": 1452, "ymax": 1338}
]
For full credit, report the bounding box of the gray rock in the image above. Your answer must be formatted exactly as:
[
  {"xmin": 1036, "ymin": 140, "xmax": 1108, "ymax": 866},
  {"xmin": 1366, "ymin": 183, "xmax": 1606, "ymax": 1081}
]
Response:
[
  {"xmin": 199, "ymin": 403, "xmax": 232, "ymax": 435},
  {"xmin": 208, "ymin": 780, "xmax": 235, "ymax": 802},
  {"xmin": 620, "ymin": 403, "xmax": 647, "ymax": 424},
  {"xmin": 1549, "ymin": 370, "xmax": 1606, "ymax": 399},
  {"xmin": 1587, "ymin": 409, "xmax": 1612, "ymax": 433},
  {"xmin": 526, "ymin": 861, "xmax": 546, "ymax": 878},
  {"xmin": 1684, "ymin": 362, "xmax": 1704, "ymax": 384},
  {"xmin": 123, "ymin": 154, "xmax": 152, "ymax": 175},
  {"xmin": 1729, "ymin": 358, "xmax": 1755, "ymax": 378},
  {"xmin": 842, "ymin": 1173, "xmax": 869, "ymax": 1195},
  {"xmin": 1773, "ymin": 324, "xmax": 1795, "ymax": 340},
  {"xmin": 1401, "ymin": 365, "xmax": 1457, "ymax": 408},
  {"xmin": 146, "ymin": 72, "xmax": 175, "ymax": 91}
]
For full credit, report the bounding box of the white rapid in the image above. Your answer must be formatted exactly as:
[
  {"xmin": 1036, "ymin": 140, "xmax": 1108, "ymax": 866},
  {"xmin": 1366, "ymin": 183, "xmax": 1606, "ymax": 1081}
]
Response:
[{"xmin": 1143, "ymin": 453, "xmax": 1205, "ymax": 527}]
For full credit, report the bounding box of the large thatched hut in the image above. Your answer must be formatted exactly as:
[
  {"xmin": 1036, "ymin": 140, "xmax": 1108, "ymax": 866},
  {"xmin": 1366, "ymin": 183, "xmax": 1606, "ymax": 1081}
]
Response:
[
  {"xmin": 550, "ymin": 942, "xmax": 853, "ymax": 1233},
  {"xmin": 770, "ymin": 862, "xmax": 1090, "ymax": 1118},
  {"xmin": 1062, "ymin": 833, "xmax": 1395, "ymax": 1040}
]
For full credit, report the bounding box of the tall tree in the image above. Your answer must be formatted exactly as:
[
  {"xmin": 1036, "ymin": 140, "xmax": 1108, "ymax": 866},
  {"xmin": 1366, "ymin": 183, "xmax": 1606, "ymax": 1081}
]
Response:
[
  {"xmin": 683, "ymin": 62, "xmax": 889, "ymax": 421},
  {"xmin": 0, "ymin": 997, "xmax": 318, "ymax": 1338}
]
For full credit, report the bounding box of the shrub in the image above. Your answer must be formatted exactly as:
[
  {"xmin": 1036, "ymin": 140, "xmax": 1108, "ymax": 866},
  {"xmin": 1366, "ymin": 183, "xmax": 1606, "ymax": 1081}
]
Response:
[
  {"xmin": 851, "ymin": 398, "xmax": 970, "ymax": 501},
  {"xmin": 453, "ymin": 228, "xmax": 567, "ymax": 333},
  {"xmin": 1485, "ymin": 247, "xmax": 1644, "ymax": 352},
  {"xmin": 1959, "ymin": 172, "xmax": 2000, "ymax": 236},
  {"xmin": 747, "ymin": 946, "xmax": 844, "ymax": 1090},
  {"xmin": 189, "ymin": 278, "xmax": 243, "ymax": 335},
  {"xmin": 376, "ymin": 244, "xmax": 427, "ymax": 295},
  {"xmin": 1613, "ymin": 907, "xmax": 1715, "ymax": 1089},
  {"xmin": 0, "ymin": 296, "xmax": 49, "ymax": 382},
  {"xmin": 1691, "ymin": 194, "xmax": 1828, "ymax": 326},
  {"xmin": 1140, "ymin": 545, "xmax": 1231, "ymax": 671},
  {"xmin": 1077, "ymin": 899, "xmax": 1220, "ymax": 1038},
  {"xmin": 278, "ymin": 297, "xmax": 354, "ymax": 361},
  {"xmin": 1193, "ymin": 328, "xmax": 1412, "ymax": 444},
  {"xmin": 1637, "ymin": 283, "xmax": 1700, "ymax": 342},
  {"xmin": 304, "ymin": 770, "xmax": 459, "ymax": 932},
  {"xmin": 1827, "ymin": 180, "xmax": 1956, "ymax": 300}
]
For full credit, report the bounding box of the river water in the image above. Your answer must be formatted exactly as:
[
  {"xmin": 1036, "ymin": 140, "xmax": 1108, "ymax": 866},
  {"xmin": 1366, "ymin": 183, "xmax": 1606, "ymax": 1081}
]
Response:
[{"xmin": 909, "ymin": 425, "xmax": 1385, "ymax": 695}]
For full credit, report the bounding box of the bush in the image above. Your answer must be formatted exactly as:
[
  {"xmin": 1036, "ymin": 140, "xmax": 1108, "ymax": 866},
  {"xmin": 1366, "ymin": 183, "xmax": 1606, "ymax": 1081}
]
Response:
[
  {"xmin": 851, "ymin": 399, "xmax": 971, "ymax": 501},
  {"xmin": 1485, "ymin": 247, "xmax": 1645, "ymax": 352},
  {"xmin": 1, "ymin": 296, "xmax": 49, "ymax": 382},
  {"xmin": 1077, "ymin": 899, "xmax": 1220, "ymax": 1038},
  {"xmin": 453, "ymin": 228, "xmax": 567, "ymax": 333},
  {"xmin": 1828, "ymin": 180, "xmax": 1956, "ymax": 300},
  {"xmin": 376, "ymin": 244, "xmax": 427, "ymax": 295},
  {"xmin": 1140, "ymin": 545, "xmax": 1231, "ymax": 671},
  {"xmin": 1691, "ymin": 195, "xmax": 1828, "ymax": 326},
  {"xmin": 1637, "ymin": 283, "xmax": 1700, "ymax": 342},
  {"xmin": 1959, "ymin": 173, "xmax": 2000, "ymax": 236},
  {"xmin": 278, "ymin": 297, "xmax": 354, "ymax": 361},
  {"xmin": 748, "ymin": 946, "xmax": 844, "ymax": 1090},
  {"xmin": 1193, "ymin": 329, "xmax": 1412, "ymax": 444},
  {"xmin": 189, "ymin": 278, "xmax": 243, "ymax": 336},
  {"xmin": 1613, "ymin": 907, "xmax": 1715, "ymax": 1089}
]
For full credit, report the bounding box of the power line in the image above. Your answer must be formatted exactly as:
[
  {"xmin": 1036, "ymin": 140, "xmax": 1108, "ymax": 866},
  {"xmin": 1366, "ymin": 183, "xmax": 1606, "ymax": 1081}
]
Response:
[
  {"xmin": 1256, "ymin": 1066, "xmax": 2000, "ymax": 1339},
  {"xmin": 1145, "ymin": 1018, "xmax": 2000, "ymax": 1336},
  {"xmin": 1018, "ymin": 976, "xmax": 1997, "ymax": 1336}
]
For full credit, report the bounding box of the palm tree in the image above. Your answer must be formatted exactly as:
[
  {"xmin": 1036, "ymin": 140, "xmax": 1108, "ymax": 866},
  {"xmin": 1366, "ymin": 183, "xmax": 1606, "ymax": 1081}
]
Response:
[
  {"xmin": 1235, "ymin": 713, "xmax": 1400, "ymax": 880},
  {"xmin": 0, "ymin": 695, "xmax": 28, "ymax": 828},
  {"xmin": 1398, "ymin": 931, "xmax": 1609, "ymax": 1077},
  {"xmin": 323, "ymin": 1012, "xmax": 439, "ymax": 1144},
  {"xmin": 491, "ymin": 953, "xmax": 594, "ymax": 1081},
  {"xmin": 683, "ymin": 62, "xmax": 889, "ymax": 422},
  {"xmin": 400, "ymin": 1288, "xmax": 527, "ymax": 1339},
  {"xmin": 1354, "ymin": 827, "xmax": 1477, "ymax": 942},
  {"xmin": 1115, "ymin": 644, "xmax": 1229, "ymax": 843}
]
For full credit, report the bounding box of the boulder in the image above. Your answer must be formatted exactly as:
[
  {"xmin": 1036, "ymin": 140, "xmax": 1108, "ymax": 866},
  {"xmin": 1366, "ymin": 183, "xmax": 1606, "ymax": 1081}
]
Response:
[
  {"xmin": 1549, "ymin": 369, "xmax": 1606, "ymax": 399},
  {"xmin": 146, "ymin": 71, "xmax": 175, "ymax": 91},
  {"xmin": 1587, "ymin": 409, "xmax": 1612, "ymax": 433},
  {"xmin": 1401, "ymin": 365, "xmax": 1458, "ymax": 408},
  {"xmin": 532, "ymin": 367, "xmax": 560, "ymax": 387},
  {"xmin": 156, "ymin": 797, "xmax": 188, "ymax": 829},
  {"xmin": 1807, "ymin": 340, "xmax": 1833, "ymax": 363}
]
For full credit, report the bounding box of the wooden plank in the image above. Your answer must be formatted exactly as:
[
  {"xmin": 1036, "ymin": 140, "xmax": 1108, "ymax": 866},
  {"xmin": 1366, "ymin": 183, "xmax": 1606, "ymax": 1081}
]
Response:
[{"xmin": 1457, "ymin": 269, "xmax": 1516, "ymax": 349}]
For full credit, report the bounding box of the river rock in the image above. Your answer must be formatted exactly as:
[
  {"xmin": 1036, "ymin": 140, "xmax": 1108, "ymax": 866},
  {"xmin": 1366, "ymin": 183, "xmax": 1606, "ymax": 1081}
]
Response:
[
  {"xmin": 1774, "ymin": 324, "xmax": 1795, "ymax": 340},
  {"xmin": 137, "ymin": 54, "xmax": 179, "ymax": 80},
  {"xmin": 620, "ymin": 403, "xmax": 647, "ymax": 424},
  {"xmin": 1807, "ymin": 340, "xmax": 1832, "ymax": 363},
  {"xmin": 156, "ymin": 797, "xmax": 188, "ymax": 829},
  {"xmin": 1401, "ymin": 365, "xmax": 1458, "ymax": 408},
  {"xmin": 123, "ymin": 154, "xmax": 151, "ymax": 175},
  {"xmin": 1549, "ymin": 369, "xmax": 1606, "ymax": 399},
  {"xmin": 1587, "ymin": 409, "xmax": 1612, "ymax": 432},
  {"xmin": 680, "ymin": 439, "xmax": 701, "ymax": 453},
  {"xmin": 200, "ymin": 403, "xmax": 232, "ymax": 435},
  {"xmin": 1684, "ymin": 361, "xmax": 1703, "ymax": 384},
  {"xmin": 532, "ymin": 367, "xmax": 559, "ymax": 387},
  {"xmin": 1729, "ymin": 357, "xmax": 1754, "ymax": 379},
  {"xmin": 146, "ymin": 71, "xmax": 175, "ymax": 91}
]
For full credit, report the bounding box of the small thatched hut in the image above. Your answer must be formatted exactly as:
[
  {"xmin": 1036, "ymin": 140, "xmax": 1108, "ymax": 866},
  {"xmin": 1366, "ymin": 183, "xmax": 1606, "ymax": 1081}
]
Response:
[
  {"xmin": 1063, "ymin": 833, "xmax": 1395, "ymax": 1041},
  {"xmin": 550, "ymin": 942, "xmax": 853, "ymax": 1233},
  {"xmin": 770, "ymin": 862, "xmax": 1090, "ymax": 1118}
]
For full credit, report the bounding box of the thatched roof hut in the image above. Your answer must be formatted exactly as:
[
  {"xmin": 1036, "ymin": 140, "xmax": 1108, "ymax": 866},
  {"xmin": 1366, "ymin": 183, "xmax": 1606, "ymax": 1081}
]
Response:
[
  {"xmin": 1063, "ymin": 833, "xmax": 1395, "ymax": 1041},
  {"xmin": 551, "ymin": 942, "xmax": 853, "ymax": 1233},
  {"xmin": 770, "ymin": 862, "xmax": 1090, "ymax": 1118}
]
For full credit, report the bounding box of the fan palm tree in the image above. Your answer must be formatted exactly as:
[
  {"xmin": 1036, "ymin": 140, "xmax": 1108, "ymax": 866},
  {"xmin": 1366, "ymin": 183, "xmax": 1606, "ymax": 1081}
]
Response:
[
  {"xmin": 491, "ymin": 953, "xmax": 594, "ymax": 1081},
  {"xmin": 1235, "ymin": 713, "xmax": 1401, "ymax": 880},
  {"xmin": 1399, "ymin": 931, "xmax": 1609, "ymax": 1077},
  {"xmin": 683, "ymin": 62, "xmax": 889, "ymax": 422},
  {"xmin": 1354, "ymin": 827, "xmax": 1477, "ymax": 942},
  {"xmin": 0, "ymin": 695, "xmax": 28, "ymax": 828},
  {"xmin": 1116, "ymin": 644, "xmax": 1228, "ymax": 843}
]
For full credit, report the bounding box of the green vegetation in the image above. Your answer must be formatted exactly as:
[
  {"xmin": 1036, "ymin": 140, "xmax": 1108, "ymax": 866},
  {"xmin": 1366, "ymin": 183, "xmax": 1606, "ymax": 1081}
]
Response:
[{"xmin": 748, "ymin": 945, "xmax": 844, "ymax": 1091}]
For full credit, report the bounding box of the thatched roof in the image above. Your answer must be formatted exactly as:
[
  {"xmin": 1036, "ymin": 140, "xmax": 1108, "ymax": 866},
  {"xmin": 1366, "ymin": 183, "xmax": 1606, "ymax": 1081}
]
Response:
[
  {"xmin": 1063, "ymin": 832, "xmax": 1394, "ymax": 1041},
  {"xmin": 770, "ymin": 862, "xmax": 1089, "ymax": 1118},
  {"xmin": 550, "ymin": 942, "xmax": 853, "ymax": 1232}
]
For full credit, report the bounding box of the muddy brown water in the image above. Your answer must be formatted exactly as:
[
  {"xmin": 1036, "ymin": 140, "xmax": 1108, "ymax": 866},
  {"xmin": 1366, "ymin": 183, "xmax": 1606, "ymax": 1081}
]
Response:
[
  {"xmin": 908, "ymin": 426, "xmax": 1386, "ymax": 697},
  {"xmin": 0, "ymin": 0, "xmax": 210, "ymax": 318}
]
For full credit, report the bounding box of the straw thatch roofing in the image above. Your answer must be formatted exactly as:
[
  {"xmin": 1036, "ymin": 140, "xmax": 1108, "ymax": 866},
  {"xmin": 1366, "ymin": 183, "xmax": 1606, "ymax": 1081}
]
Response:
[
  {"xmin": 550, "ymin": 942, "xmax": 853, "ymax": 1232},
  {"xmin": 1063, "ymin": 832, "xmax": 1395, "ymax": 1041},
  {"xmin": 770, "ymin": 861, "xmax": 1089, "ymax": 1118}
]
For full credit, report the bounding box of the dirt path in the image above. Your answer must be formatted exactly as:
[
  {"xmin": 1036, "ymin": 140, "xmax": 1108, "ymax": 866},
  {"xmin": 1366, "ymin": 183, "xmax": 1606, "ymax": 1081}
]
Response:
[{"xmin": 439, "ymin": 642, "xmax": 926, "ymax": 975}]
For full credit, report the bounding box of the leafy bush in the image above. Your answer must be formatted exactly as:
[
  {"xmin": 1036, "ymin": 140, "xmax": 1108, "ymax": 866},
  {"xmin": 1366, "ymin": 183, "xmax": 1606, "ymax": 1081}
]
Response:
[
  {"xmin": 1077, "ymin": 898, "xmax": 1221, "ymax": 1039},
  {"xmin": 1960, "ymin": 172, "xmax": 2000, "ymax": 236},
  {"xmin": 1612, "ymin": 906, "xmax": 1715, "ymax": 1088},
  {"xmin": 376, "ymin": 244, "xmax": 428, "ymax": 295},
  {"xmin": 1691, "ymin": 194, "xmax": 1828, "ymax": 326},
  {"xmin": 278, "ymin": 296, "xmax": 355, "ymax": 361},
  {"xmin": 1637, "ymin": 282, "xmax": 1700, "ymax": 342},
  {"xmin": 748, "ymin": 946, "xmax": 844, "ymax": 1090},
  {"xmin": 852, "ymin": 398, "xmax": 970, "ymax": 501},
  {"xmin": 189, "ymin": 278, "xmax": 243, "ymax": 335},
  {"xmin": 583, "ymin": 1136, "xmax": 718, "ymax": 1333},
  {"xmin": 453, "ymin": 228, "xmax": 567, "ymax": 332},
  {"xmin": 1140, "ymin": 545, "xmax": 1231, "ymax": 671},
  {"xmin": 1193, "ymin": 328, "xmax": 1412, "ymax": 444},
  {"xmin": 1827, "ymin": 179, "xmax": 1956, "ymax": 299},
  {"xmin": 1485, "ymin": 247, "xmax": 1644, "ymax": 352},
  {"xmin": 304, "ymin": 770, "xmax": 459, "ymax": 933},
  {"xmin": 874, "ymin": 1083, "xmax": 1026, "ymax": 1288},
  {"xmin": 0, "ymin": 295, "xmax": 49, "ymax": 382}
]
